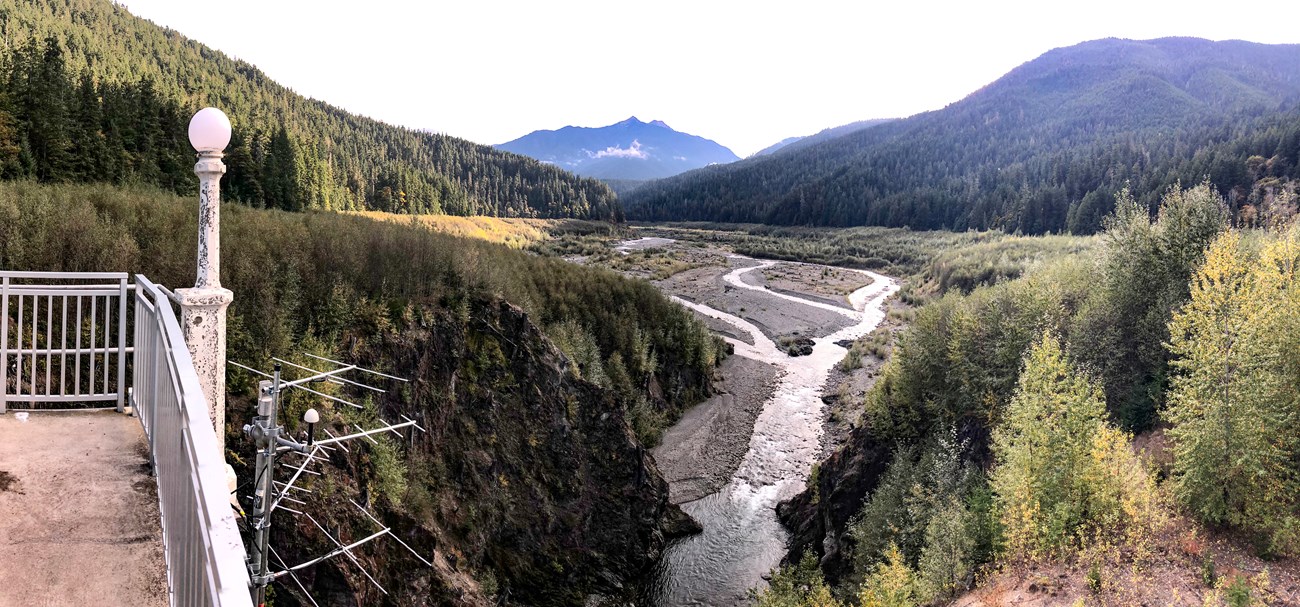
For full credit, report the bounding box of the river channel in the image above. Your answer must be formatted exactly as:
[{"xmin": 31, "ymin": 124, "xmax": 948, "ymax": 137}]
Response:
[{"xmin": 628, "ymin": 239, "xmax": 898, "ymax": 606}]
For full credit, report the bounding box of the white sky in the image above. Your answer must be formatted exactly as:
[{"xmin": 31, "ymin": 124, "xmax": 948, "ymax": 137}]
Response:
[{"xmin": 121, "ymin": 0, "xmax": 1300, "ymax": 157}]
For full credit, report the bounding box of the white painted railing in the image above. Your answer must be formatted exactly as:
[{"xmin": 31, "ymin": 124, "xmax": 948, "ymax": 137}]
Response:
[
  {"xmin": 132, "ymin": 274, "xmax": 253, "ymax": 607},
  {"xmin": 0, "ymin": 271, "xmax": 130, "ymax": 412}
]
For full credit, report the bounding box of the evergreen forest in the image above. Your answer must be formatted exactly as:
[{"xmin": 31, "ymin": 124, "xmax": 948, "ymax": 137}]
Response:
[
  {"xmin": 0, "ymin": 0, "xmax": 621, "ymax": 219},
  {"xmin": 761, "ymin": 182, "xmax": 1300, "ymax": 605},
  {"xmin": 625, "ymin": 38, "xmax": 1300, "ymax": 235}
]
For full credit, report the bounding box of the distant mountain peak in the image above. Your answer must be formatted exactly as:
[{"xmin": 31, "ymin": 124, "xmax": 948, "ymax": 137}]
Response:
[{"xmin": 497, "ymin": 118, "xmax": 738, "ymax": 181}]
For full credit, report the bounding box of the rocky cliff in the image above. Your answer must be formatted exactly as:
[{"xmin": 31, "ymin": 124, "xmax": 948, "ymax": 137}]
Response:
[
  {"xmin": 778, "ymin": 419, "xmax": 992, "ymax": 584},
  {"xmin": 249, "ymin": 297, "xmax": 701, "ymax": 606},
  {"xmin": 775, "ymin": 423, "xmax": 891, "ymax": 583}
]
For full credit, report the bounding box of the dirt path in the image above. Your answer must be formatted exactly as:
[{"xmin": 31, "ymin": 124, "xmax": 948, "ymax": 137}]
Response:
[{"xmin": 0, "ymin": 411, "xmax": 168, "ymax": 607}]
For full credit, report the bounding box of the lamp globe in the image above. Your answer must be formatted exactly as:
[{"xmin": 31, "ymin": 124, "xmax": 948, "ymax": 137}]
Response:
[{"xmin": 188, "ymin": 107, "xmax": 232, "ymax": 153}]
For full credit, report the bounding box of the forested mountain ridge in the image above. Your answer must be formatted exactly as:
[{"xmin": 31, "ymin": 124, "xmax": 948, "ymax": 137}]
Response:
[
  {"xmin": 750, "ymin": 119, "xmax": 893, "ymax": 157},
  {"xmin": 624, "ymin": 38, "xmax": 1300, "ymax": 233},
  {"xmin": 496, "ymin": 116, "xmax": 740, "ymax": 181},
  {"xmin": 0, "ymin": 0, "xmax": 621, "ymax": 219}
]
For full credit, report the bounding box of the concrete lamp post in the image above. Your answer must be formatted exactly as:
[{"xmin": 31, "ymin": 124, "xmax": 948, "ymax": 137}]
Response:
[{"xmin": 177, "ymin": 107, "xmax": 234, "ymax": 458}]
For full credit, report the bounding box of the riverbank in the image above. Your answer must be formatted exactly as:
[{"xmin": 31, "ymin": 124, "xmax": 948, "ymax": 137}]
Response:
[
  {"xmin": 654, "ymin": 355, "xmax": 782, "ymax": 504},
  {"xmin": 571, "ymin": 236, "xmax": 900, "ymax": 605},
  {"xmin": 656, "ymin": 257, "xmax": 858, "ymax": 342},
  {"xmin": 818, "ymin": 295, "xmax": 910, "ymax": 456}
]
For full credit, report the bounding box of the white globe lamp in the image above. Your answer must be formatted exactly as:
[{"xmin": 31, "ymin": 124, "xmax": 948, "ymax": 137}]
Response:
[{"xmin": 188, "ymin": 107, "xmax": 232, "ymax": 153}]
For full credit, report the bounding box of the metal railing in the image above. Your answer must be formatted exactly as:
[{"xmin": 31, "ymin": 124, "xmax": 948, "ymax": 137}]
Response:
[
  {"xmin": 133, "ymin": 274, "xmax": 253, "ymax": 607},
  {"xmin": 0, "ymin": 271, "xmax": 130, "ymax": 413}
]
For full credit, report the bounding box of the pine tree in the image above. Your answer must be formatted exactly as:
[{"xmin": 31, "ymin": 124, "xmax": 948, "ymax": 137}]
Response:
[
  {"xmin": 69, "ymin": 72, "xmax": 108, "ymax": 182},
  {"xmin": 22, "ymin": 37, "xmax": 74, "ymax": 181}
]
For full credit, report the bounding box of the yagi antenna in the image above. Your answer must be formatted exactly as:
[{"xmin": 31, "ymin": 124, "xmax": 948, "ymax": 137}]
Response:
[{"xmin": 227, "ymin": 354, "xmax": 427, "ymax": 606}]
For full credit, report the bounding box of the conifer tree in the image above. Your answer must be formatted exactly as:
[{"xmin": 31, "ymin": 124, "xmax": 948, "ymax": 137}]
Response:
[
  {"xmin": 1166, "ymin": 229, "xmax": 1300, "ymax": 554},
  {"xmin": 991, "ymin": 332, "xmax": 1159, "ymax": 559}
]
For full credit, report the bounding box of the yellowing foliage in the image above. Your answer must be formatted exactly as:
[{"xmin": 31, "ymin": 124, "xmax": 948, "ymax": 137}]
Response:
[
  {"xmin": 350, "ymin": 211, "xmax": 560, "ymax": 249},
  {"xmin": 1166, "ymin": 227, "xmax": 1300, "ymax": 554},
  {"xmin": 991, "ymin": 333, "xmax": 1162, "ymax": 561},
  {"xmin": 857, "ymin": 544, "xmax": 920, "ymax": 607}
]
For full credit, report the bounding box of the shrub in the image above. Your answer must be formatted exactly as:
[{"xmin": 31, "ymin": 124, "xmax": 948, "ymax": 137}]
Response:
[
  {"xmin": 857, "ymin": 544, "xmax": 919, "ymax": 607},
  {"xmin": 846, "ymin": 429, "xmax": 987, "ymax": 597},
  {"xmin": 916, "ymin": 497, "xmax": 976, "ymax": 600},
  {"xmin": 751, "ymin": 552, "xmax": 841, "ymax": 607}
]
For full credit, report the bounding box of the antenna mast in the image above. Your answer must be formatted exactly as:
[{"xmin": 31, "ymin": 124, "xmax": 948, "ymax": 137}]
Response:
[{"xmin": 231, "ymin": 356, "xmax": 426, "ymax": 606}]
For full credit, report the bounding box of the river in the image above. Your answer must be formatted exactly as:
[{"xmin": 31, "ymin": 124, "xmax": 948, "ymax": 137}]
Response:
[{"xmin": 634, "ymin": 244, "xmax": 898, "ymax": 606}]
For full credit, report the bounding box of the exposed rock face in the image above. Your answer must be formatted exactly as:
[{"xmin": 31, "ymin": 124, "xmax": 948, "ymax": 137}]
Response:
[
  {"xmin": 778, "ymin": 420, "xmax": 993, "ymax": 584},
  {"xmin": 265, "ymin": 298, "xmax": 699, "ymax": 606},
  {"xmin": 776, "ymin": 423, "xmax": 891, "ymax": 583}
]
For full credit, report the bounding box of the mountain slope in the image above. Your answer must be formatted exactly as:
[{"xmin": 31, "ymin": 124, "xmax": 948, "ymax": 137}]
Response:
[
  {"xmin": 624, "ymin": 38, "xmax": 1300, "ymax": 233},
  {"xmin": 496, "ymin": 116, "xmax": 739, "ymax": 181},
  {"xmin": 750, "ymin": 119, "xmax": 893, "ymax": 157},
  {"xmin": 752, "ymin": 136, "xmax": 804, "ymax": 157},
  {"xmin": 0, "ymin": 0, "xmax": 620, "ymax": 219}
]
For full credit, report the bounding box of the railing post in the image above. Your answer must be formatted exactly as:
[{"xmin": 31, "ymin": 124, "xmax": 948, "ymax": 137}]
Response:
[
  {"xmin": 134, "ymin": 275, "xmax": 253, "ymax": 606},
  {"xmin": 149, "ymin": 310, "xmax": 161, "ymax": 475},
  {"xmin": 117, "ymin": 277, "xmax": 127, "ymax": 413},
  {"xmin": 1, "ymin": 275, "xmax": 8, "ymax": 414}
]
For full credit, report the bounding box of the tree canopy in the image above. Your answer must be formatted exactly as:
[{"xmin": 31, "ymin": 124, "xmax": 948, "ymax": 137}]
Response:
[{"xmin": 0, "ymin": 0, "xmax": 621, "ymax": 219}]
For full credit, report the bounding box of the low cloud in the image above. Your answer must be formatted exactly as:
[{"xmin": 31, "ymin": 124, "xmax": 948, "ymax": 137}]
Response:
[{"xmin": 587, "ymin": 140, "xmax": 648, "ymax": 159}]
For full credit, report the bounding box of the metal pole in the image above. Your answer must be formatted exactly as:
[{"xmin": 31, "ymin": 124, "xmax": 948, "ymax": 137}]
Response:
[
  {"xmin": 1, "ymin": 276, "xmax": 8, "ymax": 413},
  {"xmin": 250, "ymin": 365, "xmax": 282, "ymax": 606}
]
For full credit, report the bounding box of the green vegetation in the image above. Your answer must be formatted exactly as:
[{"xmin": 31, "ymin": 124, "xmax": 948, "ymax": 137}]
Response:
[
  {"xmin": 625, "ymin": 38, "xmax": 1300, "ymax": 234},
  {"xmin": 0, "ymin": 0, "xmax": 620, "ymax": 218},
  {"xmin": 918, "ymin": 234, "xmax": 1096, "ymax": 296},
  {"xmin": 1080, "ymin": 185, "xmax": 1229, "ymax": 431},
  {"xmin": 0, "ymin": 180, "xmax": 718, "ymax": 435},
  {"xmin": 844, "ymin": 433, "xmax": 990, "ymax": 604},
  {"xmin": 633, "ymin": 223, "xmax": 1095, "ymax": 303},
  {"xmin": 837, "ymin": 327, "xmax": 891, "ymax": 372},
  {"xmin": 751, "ymin": 552, "xmax": 839, "ymax": 607},
  {"xmin": 768, "ymin": 181, "xmax": 1277, "ymax": 603},
  {"xmin": 1166, "ymin": 228, "xmax": 1300, "ymax": 555},
  {"xmin": 0, "ymin": 179, "xmax": 724, "ymax": 603},
  {"xmin": 991, "ymin": 334, "xmax": 1161, "ymax": 560},
  {"xmin": 636, "ymin": 223, "xmax": 1004, "ymax": 275}
]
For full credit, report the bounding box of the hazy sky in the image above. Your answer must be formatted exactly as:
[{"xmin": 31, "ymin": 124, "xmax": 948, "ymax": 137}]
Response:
[{"xmin": 121, "ymin": 0, "xmax": 1299, "ymax": 157}]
